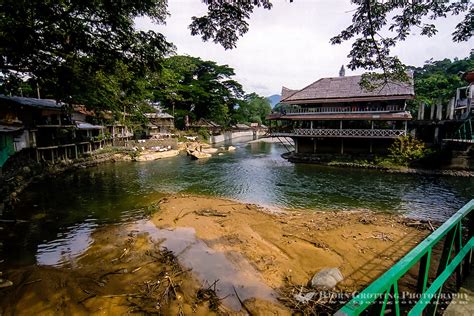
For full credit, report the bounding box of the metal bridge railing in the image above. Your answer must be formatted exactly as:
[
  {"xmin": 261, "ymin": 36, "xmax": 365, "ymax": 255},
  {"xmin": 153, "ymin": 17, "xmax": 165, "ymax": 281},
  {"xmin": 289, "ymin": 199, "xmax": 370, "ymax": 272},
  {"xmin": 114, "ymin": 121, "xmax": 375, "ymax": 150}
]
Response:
[
  {"xmin": 335, "ymin": 199, "xmax": 474, "ymax": 316},
  {"xmin": 455, "ymin": 118, "xmax": 473, "ymax": 141}
]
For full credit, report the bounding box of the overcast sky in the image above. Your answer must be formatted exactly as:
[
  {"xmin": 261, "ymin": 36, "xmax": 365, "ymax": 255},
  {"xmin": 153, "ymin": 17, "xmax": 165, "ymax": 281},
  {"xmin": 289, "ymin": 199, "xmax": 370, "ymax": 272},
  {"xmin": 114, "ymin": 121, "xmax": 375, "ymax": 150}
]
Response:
[{"xmin": 136, "ymin": 0, "xmax": 473, "ymax": 97}]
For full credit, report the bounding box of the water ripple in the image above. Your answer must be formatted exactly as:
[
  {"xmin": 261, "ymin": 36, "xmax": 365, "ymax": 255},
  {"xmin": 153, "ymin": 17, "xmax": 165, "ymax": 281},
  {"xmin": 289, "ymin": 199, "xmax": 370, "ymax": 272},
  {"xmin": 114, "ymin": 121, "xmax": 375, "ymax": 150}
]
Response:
[{"xmin": 7, "ymin": 141, "xmax": 474, "ymax": 267}]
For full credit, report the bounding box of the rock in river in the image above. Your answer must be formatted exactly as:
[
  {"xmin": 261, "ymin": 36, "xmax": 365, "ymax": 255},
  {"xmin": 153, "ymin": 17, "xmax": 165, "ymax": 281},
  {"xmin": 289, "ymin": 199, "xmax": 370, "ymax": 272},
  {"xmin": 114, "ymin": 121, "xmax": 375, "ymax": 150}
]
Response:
[{"xmin": 190, "ymin": 151, "xmax": 212, "ymax": 159}]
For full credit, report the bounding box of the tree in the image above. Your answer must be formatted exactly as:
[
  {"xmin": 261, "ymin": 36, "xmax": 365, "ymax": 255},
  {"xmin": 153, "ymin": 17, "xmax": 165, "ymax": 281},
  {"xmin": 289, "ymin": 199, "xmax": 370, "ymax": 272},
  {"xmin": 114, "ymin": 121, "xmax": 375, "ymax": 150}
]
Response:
[
  {"xmin": 0, "ymin": 0, "xmax": 173, "ymax": 106},
  {"xmin": 232, "ymin": 93, "xmax": 271, "ymax": 125},
  {"xmin": 190, "ymin": 0, "xmax": 473, "ymax": 88},
  {"xmin": 190, "ymin": 0, "xmax": 272, "ymax": 50},
  {"xmin": 152, "ymin": 55, "xmax": 244, "ymax": 127},
  {"xmin": 409, "ymin": 53, "xmax": 474, "ymax": 107},
  {"xmin": 4, "ymin": 0, "xmax": 470, "ymax": 117}
]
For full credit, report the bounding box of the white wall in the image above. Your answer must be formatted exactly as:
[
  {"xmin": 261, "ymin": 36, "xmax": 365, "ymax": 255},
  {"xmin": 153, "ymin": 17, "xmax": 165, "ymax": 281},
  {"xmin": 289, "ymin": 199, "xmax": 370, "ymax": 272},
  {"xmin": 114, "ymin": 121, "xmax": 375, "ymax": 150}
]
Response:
[{"xmin": 210, "ymin": 130, "xmax": 267, "ymax": 144}]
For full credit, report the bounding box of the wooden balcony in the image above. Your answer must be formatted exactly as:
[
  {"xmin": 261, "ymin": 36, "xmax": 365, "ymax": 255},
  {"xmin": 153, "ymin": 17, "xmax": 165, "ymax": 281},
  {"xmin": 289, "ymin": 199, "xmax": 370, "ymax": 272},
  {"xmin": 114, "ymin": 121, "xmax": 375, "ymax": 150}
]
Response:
[
  {"xmin": 271, "ymin": 128, "xmax": 406, "ymax": 139},
  {"xmin": 283, "ymin": 105, "xmax": 402, "ymax": 115}
]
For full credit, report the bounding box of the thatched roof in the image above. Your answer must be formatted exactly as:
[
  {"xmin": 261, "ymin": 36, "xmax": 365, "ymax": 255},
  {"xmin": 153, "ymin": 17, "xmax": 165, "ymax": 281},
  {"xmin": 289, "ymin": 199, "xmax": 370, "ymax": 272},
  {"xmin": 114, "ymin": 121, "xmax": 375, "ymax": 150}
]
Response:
[
  {"xmin": 281, "ymin": 86, "xmax": 298, "ymax": 100},
  {"xmin": 190, "ymin": 118, "xmax": 221, "ymax": 128},
  {"xmin": 280, "ymin": 75, "xmax": 414, "ymax": 104}
]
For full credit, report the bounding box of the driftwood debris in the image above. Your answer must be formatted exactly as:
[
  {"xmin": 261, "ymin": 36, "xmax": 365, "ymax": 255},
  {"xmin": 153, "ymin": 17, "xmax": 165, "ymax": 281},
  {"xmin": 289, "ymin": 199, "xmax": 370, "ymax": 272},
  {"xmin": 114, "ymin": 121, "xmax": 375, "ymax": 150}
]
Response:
[
  {"xmin": 282, "ymin": 233, "xmax": 329, "ymax": 250},
  {"xmin": 174, "ymin": 209, "xmax": 193, "ymax": 223},
  {"xmin": 194, "ymin": 209, "xmax": 229, "ymax": 217},
  {"xmin": 233, "ymin": 285, "xmax": 254, "ymax": 316},
  {"xmin": 371, "ymin": 232, "xmax": 393, "ymax": 241},
  {"xmin": 196, "ymin": 280, "xmax": 224, "ymax": 312}
]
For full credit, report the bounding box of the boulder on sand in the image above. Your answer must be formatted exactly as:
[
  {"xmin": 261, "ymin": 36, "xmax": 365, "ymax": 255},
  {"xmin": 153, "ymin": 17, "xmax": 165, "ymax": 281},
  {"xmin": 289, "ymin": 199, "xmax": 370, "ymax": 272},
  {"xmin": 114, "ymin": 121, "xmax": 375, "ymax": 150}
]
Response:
[{"xmin": 310, "ymin": 267, "xmax": 343, "ymax": 290}]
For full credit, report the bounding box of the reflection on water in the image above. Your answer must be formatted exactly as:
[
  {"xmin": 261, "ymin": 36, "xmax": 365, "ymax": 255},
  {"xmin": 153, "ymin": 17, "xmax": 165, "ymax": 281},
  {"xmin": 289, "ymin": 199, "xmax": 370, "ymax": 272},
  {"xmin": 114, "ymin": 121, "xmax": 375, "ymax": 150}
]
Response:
[
  {"xmin": 36, "ymin": 219, "xmax": 97, "ymax": 266},
  {"xmin": 136, "ymin": 220, "xmax": 275, "ymax": 311},
  {"xmin": 2, "ymin": 141, "xmax": 474, "ymax": 266}
]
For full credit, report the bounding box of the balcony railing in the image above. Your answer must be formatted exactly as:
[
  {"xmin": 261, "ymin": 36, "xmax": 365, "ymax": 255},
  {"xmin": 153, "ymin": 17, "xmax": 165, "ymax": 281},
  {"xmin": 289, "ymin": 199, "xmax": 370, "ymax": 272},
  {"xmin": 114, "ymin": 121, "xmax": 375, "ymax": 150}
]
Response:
[
  {"xmin": 283, "ymin": 105, "xmax": 402, "ymax": 115},
  {"xmin": 455, "ymin": 99, "xmax": 469, "ymax": 108},
  {"xmin": 271, "ymin": 128, "xmax": 406, "ymax": 139},
  {"xmin": 455, "ymin": 98, "xmax": 474, "ymax": 109}
]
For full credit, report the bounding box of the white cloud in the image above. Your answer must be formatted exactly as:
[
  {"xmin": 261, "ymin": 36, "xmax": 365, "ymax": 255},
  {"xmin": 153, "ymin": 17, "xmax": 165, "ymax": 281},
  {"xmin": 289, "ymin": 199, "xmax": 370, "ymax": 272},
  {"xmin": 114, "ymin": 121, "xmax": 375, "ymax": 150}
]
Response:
[{"xmin": 136, "ymin": 0, "xmax": 473, "ymax": 96}]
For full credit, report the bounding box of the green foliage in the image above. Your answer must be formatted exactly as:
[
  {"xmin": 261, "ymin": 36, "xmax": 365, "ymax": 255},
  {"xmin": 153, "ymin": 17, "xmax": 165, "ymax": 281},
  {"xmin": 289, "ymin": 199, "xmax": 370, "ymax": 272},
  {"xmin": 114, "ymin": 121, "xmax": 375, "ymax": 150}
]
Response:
[
  {"xmin": 331, "ymin": 1, "xmax": 472, "ymax": 87},
  {"xmin": 197, "ymin": 128, "xmax": 210, "ymax": 142},
  {"xmin": 189, "ymin": 1, "xmax": 272, "ymax": 50},
  {"xmin": 232, "ymin": 93, "xmax": 271, "ymax": 125},
  {"xmin": 0, "ymin": 0, "xmax": 172, "ymax": 75},
  {"xmin": 128, "ymin": 150, "xmax": 140, "ymax": 160},
  {"xmin": 2, "ymin": 0, "xmax": 472, "ymax": 109},
  {"xmin": 61, "ymin": 60, "xmax": 153, "ymax": 118},
  {"xmin": 152, "ymin": 55, "xmax": 244, "ymax": 127},
  {"xmin": 388, "ymin": 136, "xmax": 432, "ymax": 166},
  {"xmin": 0, "ymin": 0, "xmax": 173, "ymax": 111},
  {"xmin": 0, "ymin": 74, "xmax": 35, "ymax": 97},
  {"xmin": 373, "ymin": 157, "xmax": 402, "ymax": 169},
  {"xmin": 409, "ymin": 54, "xmax": 474, "ymax": 108}
]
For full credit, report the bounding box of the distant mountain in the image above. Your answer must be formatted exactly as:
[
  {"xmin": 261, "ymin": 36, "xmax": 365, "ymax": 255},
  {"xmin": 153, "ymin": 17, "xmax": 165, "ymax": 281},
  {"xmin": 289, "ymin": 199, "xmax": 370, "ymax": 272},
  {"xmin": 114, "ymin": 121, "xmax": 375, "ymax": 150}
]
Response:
[{"xmin": 267, "ymin": 94, "xmax": 281, "ymax": 108}]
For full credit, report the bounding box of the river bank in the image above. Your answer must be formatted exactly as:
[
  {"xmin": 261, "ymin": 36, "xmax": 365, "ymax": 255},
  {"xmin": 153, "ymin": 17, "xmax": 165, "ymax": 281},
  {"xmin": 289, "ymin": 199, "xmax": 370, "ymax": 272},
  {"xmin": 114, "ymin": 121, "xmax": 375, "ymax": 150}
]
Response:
[
  {"xmin": 0, "ymin": 140, "xmax": 215, "ymax": 212},
  {"xmin": 0, "ymin": 194, "xmax": 432, "ymax": 314},
  {"xmin": 325, "ymin": 161, "xmax": 474, "ymax": 177},
  {"xmin": 270, "ymin": 144, "xmax": 474, "ymax": 177},
  {"xmin": 0, "ymin": 148, "xmax": 133, "ymax": 213}
]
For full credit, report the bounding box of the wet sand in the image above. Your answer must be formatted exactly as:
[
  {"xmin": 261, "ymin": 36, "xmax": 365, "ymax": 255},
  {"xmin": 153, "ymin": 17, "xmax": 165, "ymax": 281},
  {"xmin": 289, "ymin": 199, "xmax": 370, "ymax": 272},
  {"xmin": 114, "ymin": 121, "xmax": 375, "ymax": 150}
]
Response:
[
  {"xmin": 0, "ymin": 194, "xmax": 430, "ymax": 315},
  {"xmin": 152, "ymin": 195, "xmax": 430, "ymax": 290}
]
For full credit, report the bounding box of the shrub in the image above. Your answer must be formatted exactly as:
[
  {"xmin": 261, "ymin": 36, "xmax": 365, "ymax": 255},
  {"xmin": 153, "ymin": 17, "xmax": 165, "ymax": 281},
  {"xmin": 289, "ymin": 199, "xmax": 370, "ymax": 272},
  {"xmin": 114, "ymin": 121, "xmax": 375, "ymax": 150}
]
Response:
[
  {"xmin": 388, "ymin": 136, "xmax": 432, "ymax": 166},
  {"xmin": 197, "ymin": 128, "xmax": 210, "ymax": 142}
]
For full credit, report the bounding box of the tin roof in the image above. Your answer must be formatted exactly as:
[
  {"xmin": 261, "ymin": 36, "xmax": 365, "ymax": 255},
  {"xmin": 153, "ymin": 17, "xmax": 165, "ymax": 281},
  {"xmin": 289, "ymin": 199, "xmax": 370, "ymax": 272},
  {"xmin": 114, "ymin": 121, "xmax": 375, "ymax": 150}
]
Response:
[
  {"xmin": 76, "ymin": 122, "xmax": 105, "ymax": 130},
  {"xmin": 0, "ymin": 95, "xmax": 63, "ymax": 109},
  {"xmin": 0, "ymin": 124, "xmax": 23, "ymax": 133},
  {"xmin": 144, "ymin": 112, "xmax": 174, "ymax": 119}
]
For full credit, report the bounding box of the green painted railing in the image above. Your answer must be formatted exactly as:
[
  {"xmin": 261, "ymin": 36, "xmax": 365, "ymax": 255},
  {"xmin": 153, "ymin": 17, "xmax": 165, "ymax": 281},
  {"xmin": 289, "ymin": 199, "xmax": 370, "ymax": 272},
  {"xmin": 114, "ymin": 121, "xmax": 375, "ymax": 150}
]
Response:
[
  {"xmin": 454, "ymin": 118, "xmax": 473, "ymax": 141},
  {"xmin": 335, "ymin": 199, "xmax": 474, "ymax": 316}
]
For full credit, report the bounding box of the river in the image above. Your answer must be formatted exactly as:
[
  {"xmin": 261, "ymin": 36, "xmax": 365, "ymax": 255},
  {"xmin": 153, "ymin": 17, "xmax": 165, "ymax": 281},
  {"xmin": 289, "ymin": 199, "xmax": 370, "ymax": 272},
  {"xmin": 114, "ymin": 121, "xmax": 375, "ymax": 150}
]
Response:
[{"xmin": 2, "ymin": 140, "xmax": 473, "ymax": 267}]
